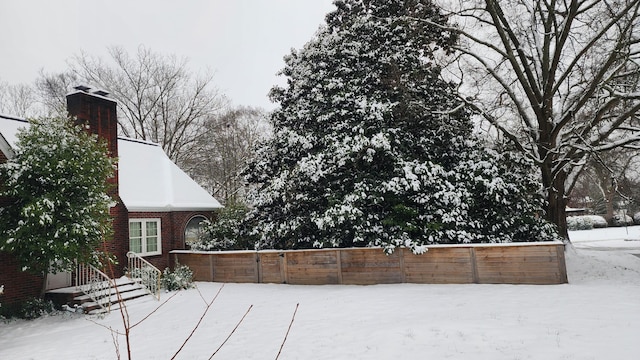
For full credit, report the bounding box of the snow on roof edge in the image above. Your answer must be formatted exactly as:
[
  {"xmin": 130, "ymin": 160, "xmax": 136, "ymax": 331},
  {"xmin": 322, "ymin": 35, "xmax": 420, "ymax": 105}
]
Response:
[
  {"xmin": 125, "ymin": 203, "xmax": 224, "ymax": 212},
  {"xmin": 66, "ymin": 89, "xmax": 117, "ymax": 104}
]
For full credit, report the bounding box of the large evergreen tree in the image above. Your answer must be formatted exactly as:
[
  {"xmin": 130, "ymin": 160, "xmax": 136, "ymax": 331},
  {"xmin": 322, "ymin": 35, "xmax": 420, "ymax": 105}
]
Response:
[
  {"xmin": 245, "ymin": 0, "xmax": 558, "ymax": 253},
  {"xmin": 0, "ymin": 117, "xmax": 115, "ymax": 274}
]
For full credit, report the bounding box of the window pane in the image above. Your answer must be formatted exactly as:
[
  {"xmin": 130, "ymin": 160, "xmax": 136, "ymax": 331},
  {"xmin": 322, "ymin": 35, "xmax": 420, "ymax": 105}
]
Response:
[
  {"xmin": 129, "ymin": 221, "xmax": 142, "ymax": 253},
  {"xmin": 146, "ymin": 221, "xmax": 158, "ymax": 237},
  {"xmin": 129, "ymin": 222, "xmax": 142, "ymax": 238},
  {"xmin": 130, "ymin": 238, "xmax": 142, "ymax": 253},
  {"xmin": 185, "ymin": 216, "xmax": 206, "ymax": 246},
  {"xmin": 146, "ymin": 236, "xmax": 158, "ymax": 252}
]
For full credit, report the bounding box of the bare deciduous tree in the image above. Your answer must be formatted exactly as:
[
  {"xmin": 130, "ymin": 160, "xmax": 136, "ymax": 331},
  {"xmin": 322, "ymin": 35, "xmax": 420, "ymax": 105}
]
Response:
[
  {"xmin": 0, "ymin": 80, "xmax": 39, "ymax": 118},
  {"xmin": 34, "ymin": 70, "xmax": 80, "ymax": 117},
  {"xmin": 186, "ymin": 106, "xmax": 269, "ymax": 205},
  {"xmin": 67, "ymin": 46, "xmax": 228, "ymax": 166},
  {"xmin": 570, "ymin": 148, "xmax": 640, "ymax": 220},
  {"xmin": 424, "ymin": 0, "xmax": 640, "ymax": 240}
]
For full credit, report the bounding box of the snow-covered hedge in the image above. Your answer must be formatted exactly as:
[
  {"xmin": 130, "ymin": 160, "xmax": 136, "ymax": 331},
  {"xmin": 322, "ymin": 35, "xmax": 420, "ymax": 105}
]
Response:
[
  {"xmin": 612, "ymin": 214, "xmax": 634, "ymax": 227},
  {"xmin": 190, "ymin": 204, "xmax": 253, "ymax": 251},
  {"xmin": 567, "ymin": 215, "xmax": 608, "ymax": 231}
]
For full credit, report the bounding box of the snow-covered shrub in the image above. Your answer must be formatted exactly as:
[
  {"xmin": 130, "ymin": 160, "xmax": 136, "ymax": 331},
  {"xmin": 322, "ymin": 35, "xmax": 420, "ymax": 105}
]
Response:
[
  {"xmin": 567, "ymin": 216, "xmax": 592, "ymax": 230},
  {"xmin": 190, "ymin": 204, "xmax": 254, "ymax": 251},
  {"xmin": 567, "ymin": 215, "xmax": 608, "ymax": 230},
  {"xmin": 590, "ymin": 215, "xmax": 608, "ymax": 228},
  {"xmin": 14, "ymin": 298, "xmax": 56, "ymax": 320},
  {"xmin": 633, "ymin": 212, "xmax": 640, "ymax": 225},
  {"xmin": 612, "ymin": 214, "xmax": 634, "ymax": 227},
  {"xmin": 161, "ymin": 264, "xmax": 194, "ymax": 291},
  {"xmin": 0, "ymin": 117, "xmax": 115, "ymax": 274}
]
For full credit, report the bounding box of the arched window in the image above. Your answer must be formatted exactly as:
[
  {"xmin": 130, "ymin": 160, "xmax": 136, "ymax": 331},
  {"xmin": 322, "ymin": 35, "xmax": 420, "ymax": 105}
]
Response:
[{"xmin": 184, "ymin": 215, "xmax": 207, "ymax": 248}]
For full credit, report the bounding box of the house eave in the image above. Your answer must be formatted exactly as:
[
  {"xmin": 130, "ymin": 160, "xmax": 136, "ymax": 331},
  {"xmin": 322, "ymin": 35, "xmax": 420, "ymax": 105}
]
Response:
[
  {"xmin": 125, "ymin": 204, "xmax": 224, "ymax": 213},
  {"xmin": 0, "ymin": 135, "xmax": 15, "ymax": 159}
]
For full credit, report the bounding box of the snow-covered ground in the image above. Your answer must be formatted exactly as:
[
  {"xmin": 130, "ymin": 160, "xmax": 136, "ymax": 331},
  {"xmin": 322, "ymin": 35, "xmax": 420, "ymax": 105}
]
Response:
[{"xmin": 1, "ymin": 228, "xmax": 639, "ymax": 360}]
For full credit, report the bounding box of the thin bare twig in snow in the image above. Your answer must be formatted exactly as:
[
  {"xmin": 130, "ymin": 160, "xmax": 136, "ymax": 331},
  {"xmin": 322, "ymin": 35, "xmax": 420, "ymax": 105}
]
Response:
[
  {"xmin": 208, "ymin": 304, "xmax": 254, "ymax": 359},
  {"xmin": 275, "ymin": 303, "xmax": 300, "ymax": 360},
  {"xmin": 129, "ymin": 290, "xmax": 181, "ymax": 329},
  {"xmin": 110, "ymin": 328, "xmax": 121, "ymax": 360},
  {"xmin": 170, "ymin": 284, "xmax": 225, "ymax": 360}
]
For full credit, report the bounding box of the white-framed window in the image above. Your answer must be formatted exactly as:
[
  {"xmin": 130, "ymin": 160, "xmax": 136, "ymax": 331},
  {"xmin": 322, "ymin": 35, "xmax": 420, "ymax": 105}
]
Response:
[{"xmin": 129, "ymin": 218, "xmax": 161, "ymax": 256}]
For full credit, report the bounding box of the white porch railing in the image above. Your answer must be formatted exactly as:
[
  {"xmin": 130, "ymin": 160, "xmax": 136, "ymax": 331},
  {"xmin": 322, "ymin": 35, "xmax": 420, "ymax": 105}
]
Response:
[
  {"xmin": 75, "ymin": 263, "xmax": 113, "ymax": 313},
  {"xmin": 126, "ymin": 252, "xmax": 161, "ymax": 300}
]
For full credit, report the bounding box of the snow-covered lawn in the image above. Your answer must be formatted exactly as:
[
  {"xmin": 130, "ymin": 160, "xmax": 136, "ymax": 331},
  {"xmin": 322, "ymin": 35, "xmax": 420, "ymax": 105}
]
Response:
[{"xmin": 1, "ymin": 228, "xmax": 639, "ymax": 360}]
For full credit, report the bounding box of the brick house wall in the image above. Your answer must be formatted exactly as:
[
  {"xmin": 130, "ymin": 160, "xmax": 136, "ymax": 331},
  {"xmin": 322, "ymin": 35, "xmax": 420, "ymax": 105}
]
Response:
[
  {"xmin": 104, "ymin": 201, "xmax": 130, "ymax": 278},
  {"xmin": 1, "ymin": 143, "xmax": 45, "ymax": 307},
  {"xmin": 127, "ymin": 211, "xmax": 214, "ymax": 271},
  {"xmin": 0, "ymin": 253, "xmax": 44, "ymax": 308},
  {"xmin": 1, "ymin": 153, "xmax": 44, "ymax": 306}
]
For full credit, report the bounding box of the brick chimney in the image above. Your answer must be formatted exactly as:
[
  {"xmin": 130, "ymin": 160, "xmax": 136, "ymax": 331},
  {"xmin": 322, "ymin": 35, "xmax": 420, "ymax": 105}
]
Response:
[
  {"xmin": 66, "ymin": 85, "xmax": 119, "ymax": 187},
  {"xmin": 66, "ymin": 86, "xmax": 129, "ymax": 276}
]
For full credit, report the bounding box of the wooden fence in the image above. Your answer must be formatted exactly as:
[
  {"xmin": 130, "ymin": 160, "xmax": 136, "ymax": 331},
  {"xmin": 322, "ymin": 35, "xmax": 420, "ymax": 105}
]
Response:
[{"xmin": 170, "ymin": 242, "xmax": 568, "ymax": 285}]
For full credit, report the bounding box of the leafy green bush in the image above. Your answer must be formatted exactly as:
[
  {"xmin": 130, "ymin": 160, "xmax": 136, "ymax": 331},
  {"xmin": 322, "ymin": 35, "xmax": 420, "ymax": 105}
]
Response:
[
  {"xmin": 1, "ymin": 297, "xmax": 57, "ymax": 320},
  {"xmin": 190, "ymin": 204, "xmax": 255, "ymax": 251},
  {"xmin": 161, "ymin": 264, "xmax": 194, "ymax": 291}
]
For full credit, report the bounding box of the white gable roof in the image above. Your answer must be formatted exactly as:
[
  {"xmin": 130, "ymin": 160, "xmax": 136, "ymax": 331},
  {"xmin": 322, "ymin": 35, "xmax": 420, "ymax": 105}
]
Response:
[
  {"xmin": 0, "ymin": 115, "xmax": 28, "ymax": 158},
  {"xmin": 0, "ymin": 115, "xmax": 222, "ymax": 212},
  {"xmin": 118, "ymin": 138, "xmax": 222, "ymax": 212}
]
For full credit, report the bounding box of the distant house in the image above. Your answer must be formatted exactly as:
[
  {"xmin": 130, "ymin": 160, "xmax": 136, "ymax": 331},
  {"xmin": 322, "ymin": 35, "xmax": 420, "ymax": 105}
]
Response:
[{"xmin": 0, "ymin": 87, "xmax": 222, "ymax": 305}]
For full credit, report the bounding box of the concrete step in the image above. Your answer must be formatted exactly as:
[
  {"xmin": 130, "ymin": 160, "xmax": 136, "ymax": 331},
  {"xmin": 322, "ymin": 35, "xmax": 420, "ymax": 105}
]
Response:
[
  {"xmin": 47, "ymin": 276, "xmax": 155, "ymax": 314},
  {"xmin": 82, "ymin": 288, "xmax": 151, "ymax": 314}
]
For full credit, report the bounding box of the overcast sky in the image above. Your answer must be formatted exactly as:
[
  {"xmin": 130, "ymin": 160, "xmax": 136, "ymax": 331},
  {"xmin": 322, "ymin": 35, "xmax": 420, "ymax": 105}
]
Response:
[{"xmin": 0, "ymin": 0, "xmax": 335, "ymax": 110}]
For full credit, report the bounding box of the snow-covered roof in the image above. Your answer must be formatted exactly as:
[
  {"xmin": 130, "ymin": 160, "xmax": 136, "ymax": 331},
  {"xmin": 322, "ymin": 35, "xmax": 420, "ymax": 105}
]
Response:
[
  {"xmin": 118, "ymin": 138, "xmax": 222, "ymax": 212},
  {"xmin": 0, "ymin": 115, "xmax": 28, "ymax": 158},
  {"xmin": 0, "ymin": 115, "xmax": 222, "ymax": 212}
]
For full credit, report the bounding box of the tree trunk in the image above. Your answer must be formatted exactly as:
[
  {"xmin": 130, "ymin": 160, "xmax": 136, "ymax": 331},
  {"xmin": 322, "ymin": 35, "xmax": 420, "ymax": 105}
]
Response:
[
  {"xmin": 548, "ymin": 189, "xmax": 569, "ymax": 241},
  {"xmin": 544, "ymin": 169, "xmax": 570, "ymax": 242},
  {"xmin": 539, "ymin": 143, "xmax": 570, "ymax": 242}
]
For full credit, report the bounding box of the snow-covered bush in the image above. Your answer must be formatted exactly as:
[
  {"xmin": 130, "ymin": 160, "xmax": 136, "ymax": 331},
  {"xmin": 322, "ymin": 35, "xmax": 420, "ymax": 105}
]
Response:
[
  {"xmin": 590, "ymin": 216, "xmax": 609, "ymax": 228},
  {"xmin": 0, "ymin": 117, "xmax": 115, "ymax": 274},
  {"xmin": 161, "ymin": 264, "xmax": 194, "ymax": 291},
  {"xmin": 15, "ymin": 298, "xmax": 56, "ymax": 320},
  {"xmin": 567, "ymin": 215, "xmax": 608, "ymax": 230},
  {"xmin": 633, "ymin": 212, "xmax": 640, "ymax": 225},
  {"xmin": 612, "ymin": 214, "xmax": 634, "ymax": 227},
  {"xmin": 242, "ymin": 0, "xmax": 559, "ymax": 253},
  {"xmin": 190, "ymin": 204, "xmax": 254, "ymax": 251}
]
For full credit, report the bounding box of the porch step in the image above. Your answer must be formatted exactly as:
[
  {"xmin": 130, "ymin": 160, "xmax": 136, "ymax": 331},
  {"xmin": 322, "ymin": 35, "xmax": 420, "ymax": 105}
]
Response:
[
  {"xmin": 76, "ymin": 278, "xmax": 152, "ymax": 314},
  {"xmin": 46, "ymin": 277, "xmax": 154, "ymax": 314}
]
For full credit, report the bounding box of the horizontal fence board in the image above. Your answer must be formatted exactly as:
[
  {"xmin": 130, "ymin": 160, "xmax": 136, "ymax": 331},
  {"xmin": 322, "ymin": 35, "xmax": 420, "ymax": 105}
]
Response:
[
  {"xmin": 170, "ymin": 242, "xmax": 567, "ymax": 286},
  {"xmin": 285, "ymin": 251, "xmax": 339, "ymax": 285},
  {"xmin": 212, "ymin": 253, "xmax": 258, "ymax": 283},
  {"xmin": 403, "ymin": 248, "xmax": 475, "ymax": 284},
  {"xmin": 474, "ymin": 245, "xmax": 566, "ymax": 284},
  {"xmin": 340, "ymin": 249, "xmax": 402, "ymax": 284},
  {"xmin": 259, "ymin": 253, "xmax": 285, "ymax": 283},
  {"xmin": 174, "ymin": 253, "xmax": 213, "ymax": 282}
]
